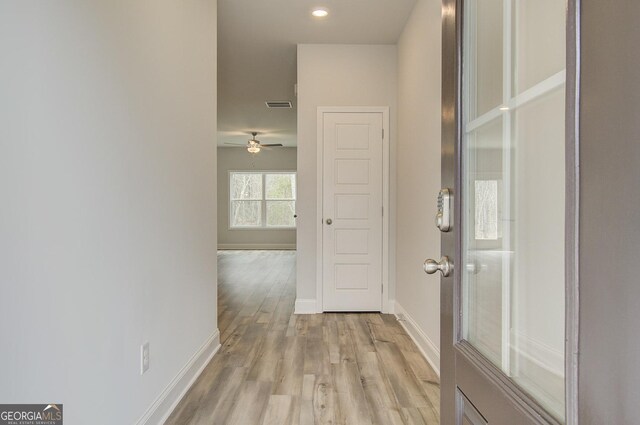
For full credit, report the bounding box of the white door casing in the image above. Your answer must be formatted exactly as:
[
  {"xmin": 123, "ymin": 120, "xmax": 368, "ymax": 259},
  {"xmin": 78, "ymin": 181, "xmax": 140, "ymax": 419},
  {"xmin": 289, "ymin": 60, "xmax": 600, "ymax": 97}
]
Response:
[{"xmin": 317, "ymin": 108, "xmax": 389, "ymax": 312}]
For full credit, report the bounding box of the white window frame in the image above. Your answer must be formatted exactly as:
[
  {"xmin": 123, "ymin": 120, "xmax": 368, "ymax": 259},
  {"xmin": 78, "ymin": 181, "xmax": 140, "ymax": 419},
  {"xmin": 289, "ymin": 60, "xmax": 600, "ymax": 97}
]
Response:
[{"xmin": 229, "ymin": 170, "xmax": 297, "ymax": 230}]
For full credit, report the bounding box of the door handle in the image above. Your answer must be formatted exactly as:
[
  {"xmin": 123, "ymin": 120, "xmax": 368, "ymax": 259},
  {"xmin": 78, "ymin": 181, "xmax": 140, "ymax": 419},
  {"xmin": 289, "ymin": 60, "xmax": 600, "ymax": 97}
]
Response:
[
  {"xmin": 423, "ymin": 256, "xmax": 453, "ymax": 277},
  {"xmin": 326, "ymin": 218, "xmax": 333, "ymax": 225}
]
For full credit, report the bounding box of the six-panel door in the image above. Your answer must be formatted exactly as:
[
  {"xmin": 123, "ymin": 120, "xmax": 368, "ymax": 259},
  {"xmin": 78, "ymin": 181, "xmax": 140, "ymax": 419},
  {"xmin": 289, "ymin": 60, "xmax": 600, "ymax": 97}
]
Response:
[{"xmin": 321, "ymin": 111, "xmax": 384, "ymax": 312}]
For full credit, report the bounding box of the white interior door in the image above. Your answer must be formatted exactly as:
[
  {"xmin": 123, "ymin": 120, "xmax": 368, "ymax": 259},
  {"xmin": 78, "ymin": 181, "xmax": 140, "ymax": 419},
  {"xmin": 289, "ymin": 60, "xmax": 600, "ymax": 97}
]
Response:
[{"xmin": 321, "ymin": 111, "xmax": 384, "ymax": 311}]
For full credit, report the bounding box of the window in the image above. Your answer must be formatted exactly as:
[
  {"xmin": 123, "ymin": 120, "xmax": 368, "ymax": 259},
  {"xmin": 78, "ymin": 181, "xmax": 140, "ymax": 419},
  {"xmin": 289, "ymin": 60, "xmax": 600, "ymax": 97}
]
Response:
[
  {"xmin": 230, "ymin": 172, "xmax": 296, "ymax": 228},
  {"xmin": 474, "ymin": 179, "xmax": 499, "ymax": 240}
]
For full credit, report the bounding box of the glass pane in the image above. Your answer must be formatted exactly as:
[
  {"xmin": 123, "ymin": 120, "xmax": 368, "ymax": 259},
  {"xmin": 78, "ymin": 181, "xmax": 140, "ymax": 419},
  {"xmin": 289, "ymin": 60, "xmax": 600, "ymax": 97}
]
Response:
[
  {"xmin": 462, "ymin": 0, "xmax": 566, "ymax": 420},
  {"xmin": 513, "ymin": 0, "xmax": 566, "ymax": 94},
  {"xmin": 465, "ymin": 0, "xmax": 504, "ymax": 120},
  {"xmin": 511, "ymin": 87, "xmax": 565, "ymax": 418},
  {"xmin": 266, "ymin": 201, "xmax": 295, "ymax": 227},
  {"xmin": 230, "ymin": 200, "xmax": 261, "ymax": 227},
  {"xmin": 463, "ymin": 117, "xmax": 506, "ymax": 368},
  {"xmin": 230, "ymin": 173, "xmax": 262, "ymax": 200},
  {"xmin": 265, "ymin": 173, "xmax": 296, "ymax": 199}
]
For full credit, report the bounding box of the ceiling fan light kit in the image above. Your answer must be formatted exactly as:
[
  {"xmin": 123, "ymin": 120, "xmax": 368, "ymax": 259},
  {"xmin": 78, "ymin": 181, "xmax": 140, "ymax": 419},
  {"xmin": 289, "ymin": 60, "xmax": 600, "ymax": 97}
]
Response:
[{"xmin": 248, "ymin": 132, "xmax": 261, "ymax": 154}]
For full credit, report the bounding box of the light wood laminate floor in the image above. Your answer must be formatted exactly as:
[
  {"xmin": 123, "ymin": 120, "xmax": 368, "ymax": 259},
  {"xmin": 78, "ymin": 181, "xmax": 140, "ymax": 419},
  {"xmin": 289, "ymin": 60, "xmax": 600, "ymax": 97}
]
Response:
[{"xmin": 165, "ymin": 250, "xmax": 440, "ymax": 425}]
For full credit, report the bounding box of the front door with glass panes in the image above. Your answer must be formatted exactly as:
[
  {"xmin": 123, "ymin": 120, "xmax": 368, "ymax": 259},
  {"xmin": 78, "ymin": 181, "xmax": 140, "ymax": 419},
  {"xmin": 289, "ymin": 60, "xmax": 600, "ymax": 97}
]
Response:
[{"xmin": 435, "ymin": 0, "xmax": 574, "ymax": 423}]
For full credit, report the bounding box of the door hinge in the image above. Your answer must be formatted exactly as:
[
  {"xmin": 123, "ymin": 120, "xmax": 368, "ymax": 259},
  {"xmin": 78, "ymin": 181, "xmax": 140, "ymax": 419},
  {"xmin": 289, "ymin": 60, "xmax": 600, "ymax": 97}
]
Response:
[
  {"xmin": 381, "ymin": 284, "xmax": 384, "ymax": 294},
  {"xmin": 382, "ymin": 128, "xmax": 385, "ymax": 140},
  {"xmin": 382, "ymin": 206, "xmax": 384, "ymax": 217}
]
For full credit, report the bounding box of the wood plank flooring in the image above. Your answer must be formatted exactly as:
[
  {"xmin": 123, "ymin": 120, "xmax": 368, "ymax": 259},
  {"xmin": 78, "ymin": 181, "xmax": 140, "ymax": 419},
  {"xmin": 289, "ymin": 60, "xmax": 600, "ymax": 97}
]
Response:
[{"xmin": 165, "ymin": 250, "xmax": 440, "ymax": 425}]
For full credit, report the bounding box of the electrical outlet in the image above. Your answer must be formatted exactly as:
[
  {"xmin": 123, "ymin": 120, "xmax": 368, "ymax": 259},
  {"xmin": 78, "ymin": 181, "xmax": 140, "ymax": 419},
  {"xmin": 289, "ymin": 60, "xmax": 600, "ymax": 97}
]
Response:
[{"xmin": 141, "ymin": 342, "xmax": 150, "ymax": 375}]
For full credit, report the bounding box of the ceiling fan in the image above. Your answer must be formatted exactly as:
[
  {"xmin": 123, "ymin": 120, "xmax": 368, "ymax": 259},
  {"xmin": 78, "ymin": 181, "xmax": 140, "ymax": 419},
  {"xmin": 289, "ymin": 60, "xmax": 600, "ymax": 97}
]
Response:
[{"xmin": 224, "ymin": 132, "xmax": 283, "ymax": 154}]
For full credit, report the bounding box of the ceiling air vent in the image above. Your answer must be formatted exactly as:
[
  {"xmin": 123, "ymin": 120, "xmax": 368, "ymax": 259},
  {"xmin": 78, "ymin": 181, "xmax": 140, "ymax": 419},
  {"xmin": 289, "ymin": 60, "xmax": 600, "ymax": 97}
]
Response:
[{"xmin": 265, "ymin": 100, "xmax": 293, "ymax": 109}]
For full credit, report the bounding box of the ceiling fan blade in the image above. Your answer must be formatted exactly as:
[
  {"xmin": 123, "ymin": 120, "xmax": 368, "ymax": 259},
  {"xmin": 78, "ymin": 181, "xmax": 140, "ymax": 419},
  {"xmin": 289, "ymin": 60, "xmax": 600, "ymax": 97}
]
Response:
[
  {"xmin": 260, "ymin": 144, "xmax": 284, "ymax": 147},
  {"xmin": 224, "ymin": 142, "xmax": 247, "ymax": 146}
]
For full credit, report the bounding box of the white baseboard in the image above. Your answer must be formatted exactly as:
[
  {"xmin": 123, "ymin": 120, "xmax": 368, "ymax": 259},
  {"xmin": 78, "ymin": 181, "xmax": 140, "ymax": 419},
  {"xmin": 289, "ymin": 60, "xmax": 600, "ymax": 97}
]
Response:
[
  {"xmin": 294, "ymin": 298, "xmax": 317, "ymax": 314},
  {"xmin": 385, "ymin": 299, "xmax": 396, "ymax": 315},
  {"xmin": 394, "ymin": 302, "xmax": 440, "ymax": 377},
  {"xmin": 218, "ymin": 243, "xmax": 296, "ymax": 250},
  {"xmin": 135, "ymin": 329, "xmax": 221, "ymax": 425}
]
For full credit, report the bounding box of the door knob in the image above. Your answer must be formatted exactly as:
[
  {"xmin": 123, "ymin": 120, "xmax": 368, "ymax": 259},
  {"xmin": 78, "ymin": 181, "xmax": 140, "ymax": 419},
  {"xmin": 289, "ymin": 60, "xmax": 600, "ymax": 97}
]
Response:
[
  {"xmin": 423, "ymin": 256, "xmax": 453, "ymax": 277},
  {"xmin": 326, "ymin": 218, "xmax": 333, "ymax": 225}
]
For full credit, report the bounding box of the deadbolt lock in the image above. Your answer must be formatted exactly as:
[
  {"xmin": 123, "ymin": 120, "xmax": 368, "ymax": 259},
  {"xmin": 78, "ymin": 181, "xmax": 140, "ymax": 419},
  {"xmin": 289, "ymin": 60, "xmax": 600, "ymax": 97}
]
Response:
[{"xmin": 436, "ymin": 188, "xmax": 452, "ymax": 232}]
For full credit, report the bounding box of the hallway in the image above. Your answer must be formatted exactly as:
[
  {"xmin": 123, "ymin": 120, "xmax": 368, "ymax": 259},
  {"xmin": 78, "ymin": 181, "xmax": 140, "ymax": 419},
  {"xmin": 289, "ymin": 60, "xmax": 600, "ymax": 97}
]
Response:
[{"xmin": 165, "ymin": 251, "xmax": 440, "ymax": 425}]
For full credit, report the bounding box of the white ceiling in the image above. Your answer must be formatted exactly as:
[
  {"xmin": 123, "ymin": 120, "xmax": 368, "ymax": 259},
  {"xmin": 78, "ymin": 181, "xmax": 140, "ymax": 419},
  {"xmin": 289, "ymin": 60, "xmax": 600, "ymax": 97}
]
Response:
[{"xmin": 217, "ymin": 0, "xmax": 418, "ymax": 147}]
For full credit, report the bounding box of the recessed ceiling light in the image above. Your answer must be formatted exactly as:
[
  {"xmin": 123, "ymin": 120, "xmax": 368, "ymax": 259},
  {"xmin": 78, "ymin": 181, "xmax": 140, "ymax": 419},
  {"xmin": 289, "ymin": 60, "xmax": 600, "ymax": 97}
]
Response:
[{"xmin": 312, "ymin": 8, "xmax": 329, "ymax": 18}]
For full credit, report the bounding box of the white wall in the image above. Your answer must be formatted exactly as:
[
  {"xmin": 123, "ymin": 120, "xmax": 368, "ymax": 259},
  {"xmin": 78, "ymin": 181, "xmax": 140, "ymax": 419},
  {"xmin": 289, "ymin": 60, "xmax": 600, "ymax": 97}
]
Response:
[
  {"xmin": 0, "ymin": 2, "xmax": 218, "ymax": 424},
  {"xmin": 217, "ymin": 147, "xmax": 297, "ymax": 249},
  {"xmin": 296, "ymin": 44, "xmax": 398, "ymax": 312},
  {"xmin": 395, "ymin": 0, "xmax": 443, "ymax": 372}
]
